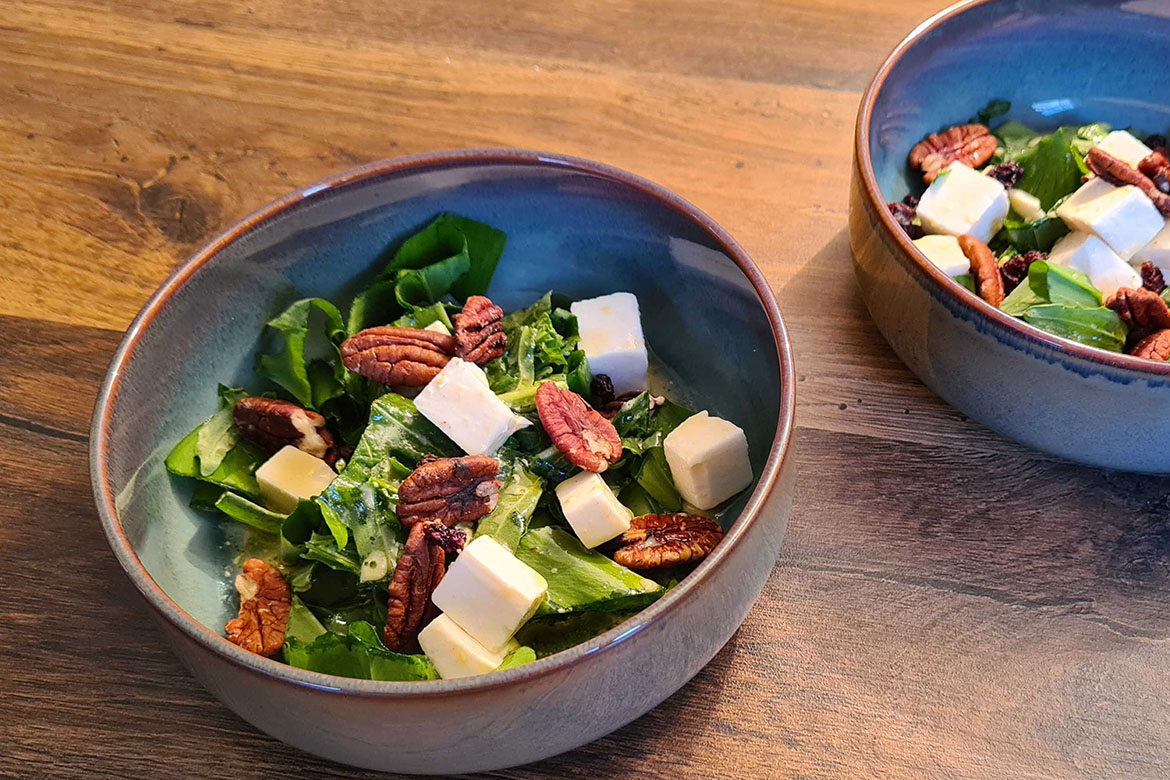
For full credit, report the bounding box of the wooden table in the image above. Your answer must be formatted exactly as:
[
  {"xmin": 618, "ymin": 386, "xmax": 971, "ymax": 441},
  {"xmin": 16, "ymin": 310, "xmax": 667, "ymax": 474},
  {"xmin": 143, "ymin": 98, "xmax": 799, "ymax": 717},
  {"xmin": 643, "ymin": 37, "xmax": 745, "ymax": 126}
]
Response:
[{"xmin": 4, "ymin": 1, "xmax": 1168, "ymax": 776}]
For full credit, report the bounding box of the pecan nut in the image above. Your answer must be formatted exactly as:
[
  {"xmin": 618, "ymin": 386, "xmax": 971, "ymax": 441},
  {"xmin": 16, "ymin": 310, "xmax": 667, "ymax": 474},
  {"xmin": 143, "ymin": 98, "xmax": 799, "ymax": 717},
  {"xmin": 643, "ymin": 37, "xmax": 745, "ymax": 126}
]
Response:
[
  {"xmin": 1139, "ymin": 151, "xmax": 1170, "ymax": 194},
  {"xmin": 225, "ymin": 559, "xmax": 291, "ymax": 656},
  {"xmin": 1132, "ymin": 329, "xmax": 1170, "ymax": 361},
  {"xmin": 233, "ymin": 396, "xmax": 334, "ymax": 461},
  {"xmin": 453, "ymin": 295, "xmax": 506, "ymax": 365},
  {"xmin": 396, "ymin": 455, "xmax": 501, "ymax": 528},
  {"xmin": 613, "ymin": 514, "xmax": 724, "ymax": 569},
  {"xmin": 908, "ymin": 124, "xmax": 997, "ymax": 183},
  {"xmin": 1086, "ymin": 147, "xmax": 1170, "ymax": 216},
  {"xmin": 384, "ymin": 521, "xmax": 447, "ymax": 651},
  {"xmin": 1106, "ymin": 287, "xmax": 1170, "ymax": 330},
  {"xmin": 535, "ymin": 382, "xmax": 623, "ymax": 472},
  {"xmin": 340, "ymin": 326, "xmax": 455, "ymax": 387},
  {"xmin": 958, "ymin": 234, "xmax": 1004, "ymax": 307}
]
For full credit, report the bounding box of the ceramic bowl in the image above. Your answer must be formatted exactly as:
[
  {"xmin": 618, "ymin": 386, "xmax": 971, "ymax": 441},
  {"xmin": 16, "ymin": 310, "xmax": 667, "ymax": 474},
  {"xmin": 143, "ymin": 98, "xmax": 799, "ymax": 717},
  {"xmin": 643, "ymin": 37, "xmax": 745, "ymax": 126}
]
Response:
[
  {"xmin": 851, "ymin": 0, "xmax": 1170, "ymax": 471},
  {"xmin": 90, "ymin": 150, "xmax": 795, "ymax": 773}
]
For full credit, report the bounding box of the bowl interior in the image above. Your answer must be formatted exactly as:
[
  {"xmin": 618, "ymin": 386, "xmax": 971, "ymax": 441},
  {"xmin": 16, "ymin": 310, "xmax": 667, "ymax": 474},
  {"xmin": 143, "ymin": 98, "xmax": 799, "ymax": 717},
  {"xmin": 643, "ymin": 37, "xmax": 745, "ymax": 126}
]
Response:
[
  {"xmin": 869, "ymin": 0, "xmax": 1170, "ymax": 201},
  {"xmin": 101, "ymin": 154, "xmax": 783, "ymax": 643}
]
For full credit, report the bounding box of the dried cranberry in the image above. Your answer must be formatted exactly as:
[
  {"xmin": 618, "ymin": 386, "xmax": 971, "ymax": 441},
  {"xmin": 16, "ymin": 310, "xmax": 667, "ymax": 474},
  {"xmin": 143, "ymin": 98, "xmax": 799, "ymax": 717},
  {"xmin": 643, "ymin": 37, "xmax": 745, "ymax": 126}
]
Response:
[
  {"xmin": 423, "ymin": 523, "xmax": 468, "ymax": 555},
  {"xmin": 1147, "ymin": 134, "xmax": 1167, "ymax": 150},
  {"xmin": 1141, "ymin": 262, "xmax": 1167, "ymax": 293},
  {"xmin": 887, "ymin": 202, "xmax": 925, "ymax": 239},
  {"xmin": 590, "ymin": 374, "xmax": 615, "ymax": 407},
  {"xmin": 901, "ymin": 194, "xmax": 919, "ymax": 209},
  {"xmin": 1000, "ymin": 250, "xmax": 1046, "ymax": 293},
  {"xmin": 986, "ymin": 162, "xmax": 1024, "ymax": 189}
]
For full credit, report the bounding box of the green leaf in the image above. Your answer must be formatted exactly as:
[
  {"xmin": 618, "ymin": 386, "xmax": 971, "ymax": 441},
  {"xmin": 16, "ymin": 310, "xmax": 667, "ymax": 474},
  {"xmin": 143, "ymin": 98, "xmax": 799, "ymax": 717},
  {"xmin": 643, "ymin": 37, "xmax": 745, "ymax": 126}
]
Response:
[
  {"xmin": 1000, "ymin": 215, "xmax": 1070, "ymax": 253},
  {"xmin": 1010, "ymin": 127, "xmax": 1086, "ymax": 210},
  {"xmin": 514, "ymin": 611, "xmax": 635, "ymax": 658},
  {"xmin": 516, "ymin": 527, "xmax": 664, "ymax": 615},
  {"xmin": 255, "ymin": 298, "xmax": 348, "ymax": 410},
  {"xmin": 496, "ymin": 645, "xmax": 537, "ymax": 671},
  {"xmin": 302, "ymin": 531, "xmax": 363, "ymax": 574},
  {"xmin": 393, "ymin": 252, "xmax": 471, "ymax": 310},
  {"xmin": 953, "ymin": 274, "xmax": 977, "ymax": 294},
  {"xmin": 284, "ymin": 620, "xmax": 438, "ymax": 681},
  {"xmin": 994, "ymin": 121, "xmax": 1041, "ymax": 157},
  {"xmin": 214, "ymin": 491, "xmax": 286, "ymax": 535},
  {"xmin": 166, "ymin": 425, "xmax": 264, "ymax": 499},
  {"xmin": 387, "ymin": 213, "xmax": 506, "ymax": 301},
  {"xmin": 1000, "ymin": 279, "xmax": 1047, "ymax": 317},
  {"xmin": 346, "ymin": 279, "xmax": 398, "ymax": 335},
  {"xmin": 194, "ymin": 385, "xmax": 248, "ymax": 476},
  {"xmin": 1022, "ymin": 304, "xmax": 1127, "ymax": 352},
  {"xmin": 317, "ymin": 456, "xmax": 411, "ymax": 580},
  {"xmin": 475, "ymin": 463, "xmax": 543, "ymax": 551},
  {"xmin": 565, "ymin": 349, "xmax": 592, "ymax": 398},
  {"xmin": 617, "ymin": 482, "xmax": 659, "ymax": 517},
  {"xmin": 285, "ymin": 596, "xmax": 327, "ymax": 645},
  {"xmin": 634, "ymin": 447, "xmax": 681, "ymax": 513},
  {"xmin": 391, "ymin": 302, "xmax": 455, "ymax": 332},
  {"xmin": 611, "ymin": 392, "xmax": 694, "ymax": 455},
  {"xmin": 1028, "ymin": 261, "xmax": 1102, "ymax": 308},
  {"xmin": 970, "ymin": 98, "xmax": 1010, "ymax": 126},
  {"xmin": 346, "ymin": 394, "xmax": 458, "ymax": 477}
]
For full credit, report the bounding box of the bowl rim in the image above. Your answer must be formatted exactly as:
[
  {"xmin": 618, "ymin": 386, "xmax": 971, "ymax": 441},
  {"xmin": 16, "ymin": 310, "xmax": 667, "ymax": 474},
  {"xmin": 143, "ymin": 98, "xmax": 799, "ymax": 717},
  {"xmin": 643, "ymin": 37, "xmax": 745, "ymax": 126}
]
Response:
[
  {"xmin": 855, "ymin": 0, "xmax": 1170, "ymax": 377},
  {"xmin": 90, "ymin": 148, "xmax": 797, "ymax": 698}
]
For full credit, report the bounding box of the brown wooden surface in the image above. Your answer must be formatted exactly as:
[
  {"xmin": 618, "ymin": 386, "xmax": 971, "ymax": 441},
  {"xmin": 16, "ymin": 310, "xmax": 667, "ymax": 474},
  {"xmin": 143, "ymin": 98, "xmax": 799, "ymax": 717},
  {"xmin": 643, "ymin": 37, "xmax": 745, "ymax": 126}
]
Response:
[{"xmin": 3, "ymin": 1, "xmax": 1169, "ymax": 777}]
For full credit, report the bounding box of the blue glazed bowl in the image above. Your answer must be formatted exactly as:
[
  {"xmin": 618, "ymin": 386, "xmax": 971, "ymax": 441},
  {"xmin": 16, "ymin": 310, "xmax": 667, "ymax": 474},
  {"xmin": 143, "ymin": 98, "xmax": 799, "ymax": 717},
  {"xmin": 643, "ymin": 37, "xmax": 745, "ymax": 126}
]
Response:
[
  {"xmin": 851, "ymin": 0, "xmax": 1170, "ymax": 471},
  {"xmin": 90, "ymin": 150, "xmax": 795, "ymax": 773}
]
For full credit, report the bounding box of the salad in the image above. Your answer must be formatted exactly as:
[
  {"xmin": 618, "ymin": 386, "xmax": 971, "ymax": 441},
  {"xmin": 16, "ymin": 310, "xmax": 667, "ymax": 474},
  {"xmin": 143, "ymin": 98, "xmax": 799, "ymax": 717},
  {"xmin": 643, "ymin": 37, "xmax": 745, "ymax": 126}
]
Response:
[
  {"xmin": 889, "ymin": 100, "xmax": 1170, "ymax": 361},
  {"xmin": 166, "ymin": 214, "xmax": 754, "ymax": 681}
]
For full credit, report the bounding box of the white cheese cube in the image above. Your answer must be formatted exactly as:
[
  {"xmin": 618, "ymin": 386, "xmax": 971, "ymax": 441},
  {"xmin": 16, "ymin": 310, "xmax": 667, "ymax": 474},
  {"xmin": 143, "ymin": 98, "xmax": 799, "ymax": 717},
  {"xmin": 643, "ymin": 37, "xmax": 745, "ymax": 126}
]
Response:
[
  {"xmin": 1134, "ymin": 220, "xmax": 1170, "ymax": 275},
  {"xmin": 1055, "ymin": 177, "xmax": 1163, "ymax": 260},
  {"xmin": 1095, "ymin": 130, "xmax": 1153, "ymax": 169},
  {"xmin": 915, "ymin": 162, "xmax": 1010, "ymax": 243},
  {"xmin": 423, "ymin": 320, "xmax": 451, "ymax": 336},
  {"xmin": 418, "ymin": 614, "xmax": 516, "ymax": 679},
  {"xmin": 555, "ymin": 470, "xmax": 634, "ymax": 548},
  {"xmin": 431, "ymin": 535, "xmax": 548, "ymax": 651},
  {"xmin": 254, "ymin": 445, "xmax": 336, "ymax": 514},
  {"xmin": 663, "ymin": 412, "xmax": 753, "ymax": 511},
  {"xmin": 1008, "ymin": 188, "xmax": 1046, "ymax": 222},
  {"xmin": 1048, "ymin": 232, "xmax": 1141, "ymax": 298},
  {"xmin": 414, "ymin": 358, "xmax": 529, "ymax": 456},
  {"xmin": 570, "ymin": 292, "xmax": 648, "ymax": 395},
  {"xmin": 912, "ymin": 234, "xmax": 970, "ymax": 277}
]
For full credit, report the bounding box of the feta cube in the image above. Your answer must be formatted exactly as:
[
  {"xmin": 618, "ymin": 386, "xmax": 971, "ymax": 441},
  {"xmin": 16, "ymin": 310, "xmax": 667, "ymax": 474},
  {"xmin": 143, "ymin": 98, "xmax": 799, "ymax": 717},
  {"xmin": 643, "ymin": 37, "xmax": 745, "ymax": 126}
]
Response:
[
  {"xmin": 254, "ymin": 445, "xmax": 336, "ymax": 514},
  {"xmin": 1134, "ymin": 220, "xmax": 1170, "ymax": 275},
  {"xmin": 1048, "ymin": 232, "xmax": 1141, "ymax": 298},
  {"xmin": 1095, "ymin": 130, "xmax": 1153, "ymax": 169},
  {"xmin": 423, "ymin": 320, "xmax": 451, "ymax": 336},
  {"xmin": 414, "ymin": 358, "xmax": 529, "ymax": 455},
  {"xmin": 1055, "ymin": 177, "xmax": 1163, "ymax": 260},
  {"xmin": 570, "ymin": 292, "xmax": 648, "ymax": 395},
  {"xmin": 912, "ymin": 234, "xmax": 970, "ymax": 277},
  {"xmin": 431, "ymin": 535, "xmax": 548, "ymax": 651},
  {"xmin": 418, "ymin": 614, "xmax": 515, "ymax": 679},
  {"xmin": 555, "ymin": 470, "xmax": 634, "ymax": 548},
  {"xmin": 1008, "ymin": 188, "xmax": 1045, "ymax": 222},
  {"xmin": 663, "ymin": 412, "xmax": 753, "ymax": 511},
  {"xmin": 915, "ymin": 162, "xmax": 1010, "ymax": 243}
]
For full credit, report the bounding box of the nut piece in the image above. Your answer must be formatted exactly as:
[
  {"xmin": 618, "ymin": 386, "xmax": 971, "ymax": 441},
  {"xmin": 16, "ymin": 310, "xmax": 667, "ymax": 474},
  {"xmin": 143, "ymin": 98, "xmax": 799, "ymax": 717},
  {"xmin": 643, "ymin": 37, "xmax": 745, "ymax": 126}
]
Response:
[
  {"xmin": 340, "ymin": 326, "xmax": 455, "ymax": 387},
  {"xmin": 958, "ymin": 234, "xmax": 1005, "ymax": 307},
  {"xmin": 613, "ymin": 514, "xmax": 724, "ymax": 569},
  {"xmin": 1086, "ymin": 147, "xmax": 1170, "ymax": 216},
  {"xmin": 1139, "ymin": 151, "xmax": 1170, "ymax": 194},
  {"xmin": 453, "ymin": 296, "xmax": 506, "ymax": 365},
  {"xmin": 1132, "ymin": 329, "xmax": 1170, "ymax": 361},
  {"xmin": 384, "ymin": 521, "xmax": 448, "ymax": 652},
  {"xmin": 1105, "ymin": 287, "xmax": 1170, "ymax": 331},
  {"xmin": 908, "ymin": 124, "xmax": 997, "ymax": 183},
  {"xmin": 233, "ymin": 396, "xmax": 335, "ymax": 461},
  {"xmin": 225, "ymin": 559, "xmax": 291, "ymax": 657},
  {"xmin": 535, "ymin": 382, "xmax": 623, "ymax": 472},
  {"xmin": 396, "ymin": 455, "xmax": 502, "ymax": 528}
]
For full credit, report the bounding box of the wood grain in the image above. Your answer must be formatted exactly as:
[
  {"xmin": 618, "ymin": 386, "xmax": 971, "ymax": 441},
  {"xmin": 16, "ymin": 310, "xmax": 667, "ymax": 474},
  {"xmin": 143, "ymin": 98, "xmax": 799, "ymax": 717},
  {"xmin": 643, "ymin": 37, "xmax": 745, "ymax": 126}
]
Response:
[{"xmin": 4, "ymin": 1, "xmax": 1170, "ymax": 777}]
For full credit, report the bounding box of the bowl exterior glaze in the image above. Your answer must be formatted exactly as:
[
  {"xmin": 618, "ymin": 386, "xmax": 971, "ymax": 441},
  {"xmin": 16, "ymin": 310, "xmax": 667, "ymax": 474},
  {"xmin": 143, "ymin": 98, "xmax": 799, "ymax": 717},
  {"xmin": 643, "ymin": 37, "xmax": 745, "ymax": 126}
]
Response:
[
  {"xmin": 851, "ymin": 0, "xmax": 1170, "ymax": 472},
  {"xmin": 92, "ymin": 150, "xmax": 795, "ymax": 772}
]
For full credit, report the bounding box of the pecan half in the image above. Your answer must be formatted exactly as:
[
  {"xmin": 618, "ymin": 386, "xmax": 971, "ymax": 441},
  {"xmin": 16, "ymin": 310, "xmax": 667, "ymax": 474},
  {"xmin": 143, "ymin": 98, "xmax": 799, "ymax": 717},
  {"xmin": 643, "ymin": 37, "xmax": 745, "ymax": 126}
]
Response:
[
  {"xmin": 233, "ymin": 396, "xmax": 335, "ymax": 461},
  {"xmin": 535, "ymin": 382, "xmax": 623, "ymax": 472},
  {"xmin": 340, "ymin": 326, "xmax": 455, "ymax": 387},
  {"xmin": 396, "ymin": 455, "xmax": 501, "ymax": 528},
  {"xmin": 384, "ymin": 521, "xmax": 447, "ymax": 651},
  {"xmin": 1086, "ymin": 147, "xmax": 1170, "ymax": 216},
  {"xmin": 453, "ymin": 295, "xmax": 506, "ymax": 365},
  {"xmin": 225, "ymin": 559, "xmax": 291, "ymax": 657},
  {"xmin": 1139, "ymin": 151, "xmax": 1170, "ymax": 194},
  {"xmin": 958, "ymin": 234, "xmax": 1004, "ymax": 307},
  {"xmin": 613, "ymin": 514, "xmax": 724, "ymax": 570},
  {"xmin": 908, "ymin": 124, "xmax": 997, "ymax": 183},
  {"xmin": 1106, "ymin": 287, "xmax": 1170, "ymax": 331},
  {"xmin": 1132, "ymin": 329, "xmax": 1170, "ymax": 361}
]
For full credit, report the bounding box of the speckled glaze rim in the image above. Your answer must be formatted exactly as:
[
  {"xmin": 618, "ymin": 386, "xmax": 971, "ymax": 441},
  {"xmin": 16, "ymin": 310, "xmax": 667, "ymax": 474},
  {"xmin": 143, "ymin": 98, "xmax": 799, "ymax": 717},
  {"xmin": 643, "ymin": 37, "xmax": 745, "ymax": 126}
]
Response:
[
  {"xmin": 90, "ymin": 149, "xmax": 796, "ymax": 698},
  {"xmin": 855, "ymin": 0, "xmax": 1170, "ymax": 378}
]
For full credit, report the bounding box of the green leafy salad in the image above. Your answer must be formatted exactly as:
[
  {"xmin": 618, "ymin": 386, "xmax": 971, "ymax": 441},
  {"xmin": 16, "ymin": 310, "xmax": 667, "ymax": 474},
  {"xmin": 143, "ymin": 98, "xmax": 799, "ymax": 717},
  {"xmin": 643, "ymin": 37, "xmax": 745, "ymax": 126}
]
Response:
[
  {"xmin": 890, "ymin": 100, "xmax": 1170, "ymax": 361},
  {"xmin": 167, "ymin": 214, "xmax": 756, "ymax": 681}
]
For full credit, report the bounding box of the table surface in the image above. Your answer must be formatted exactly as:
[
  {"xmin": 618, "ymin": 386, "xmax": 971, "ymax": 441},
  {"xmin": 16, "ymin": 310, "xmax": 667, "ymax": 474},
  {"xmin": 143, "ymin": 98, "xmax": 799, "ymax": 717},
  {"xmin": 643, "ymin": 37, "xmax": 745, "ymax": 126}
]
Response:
[{"xmin": 4, "ymin": 1, "xmax": 1169, "ymax": 777}]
